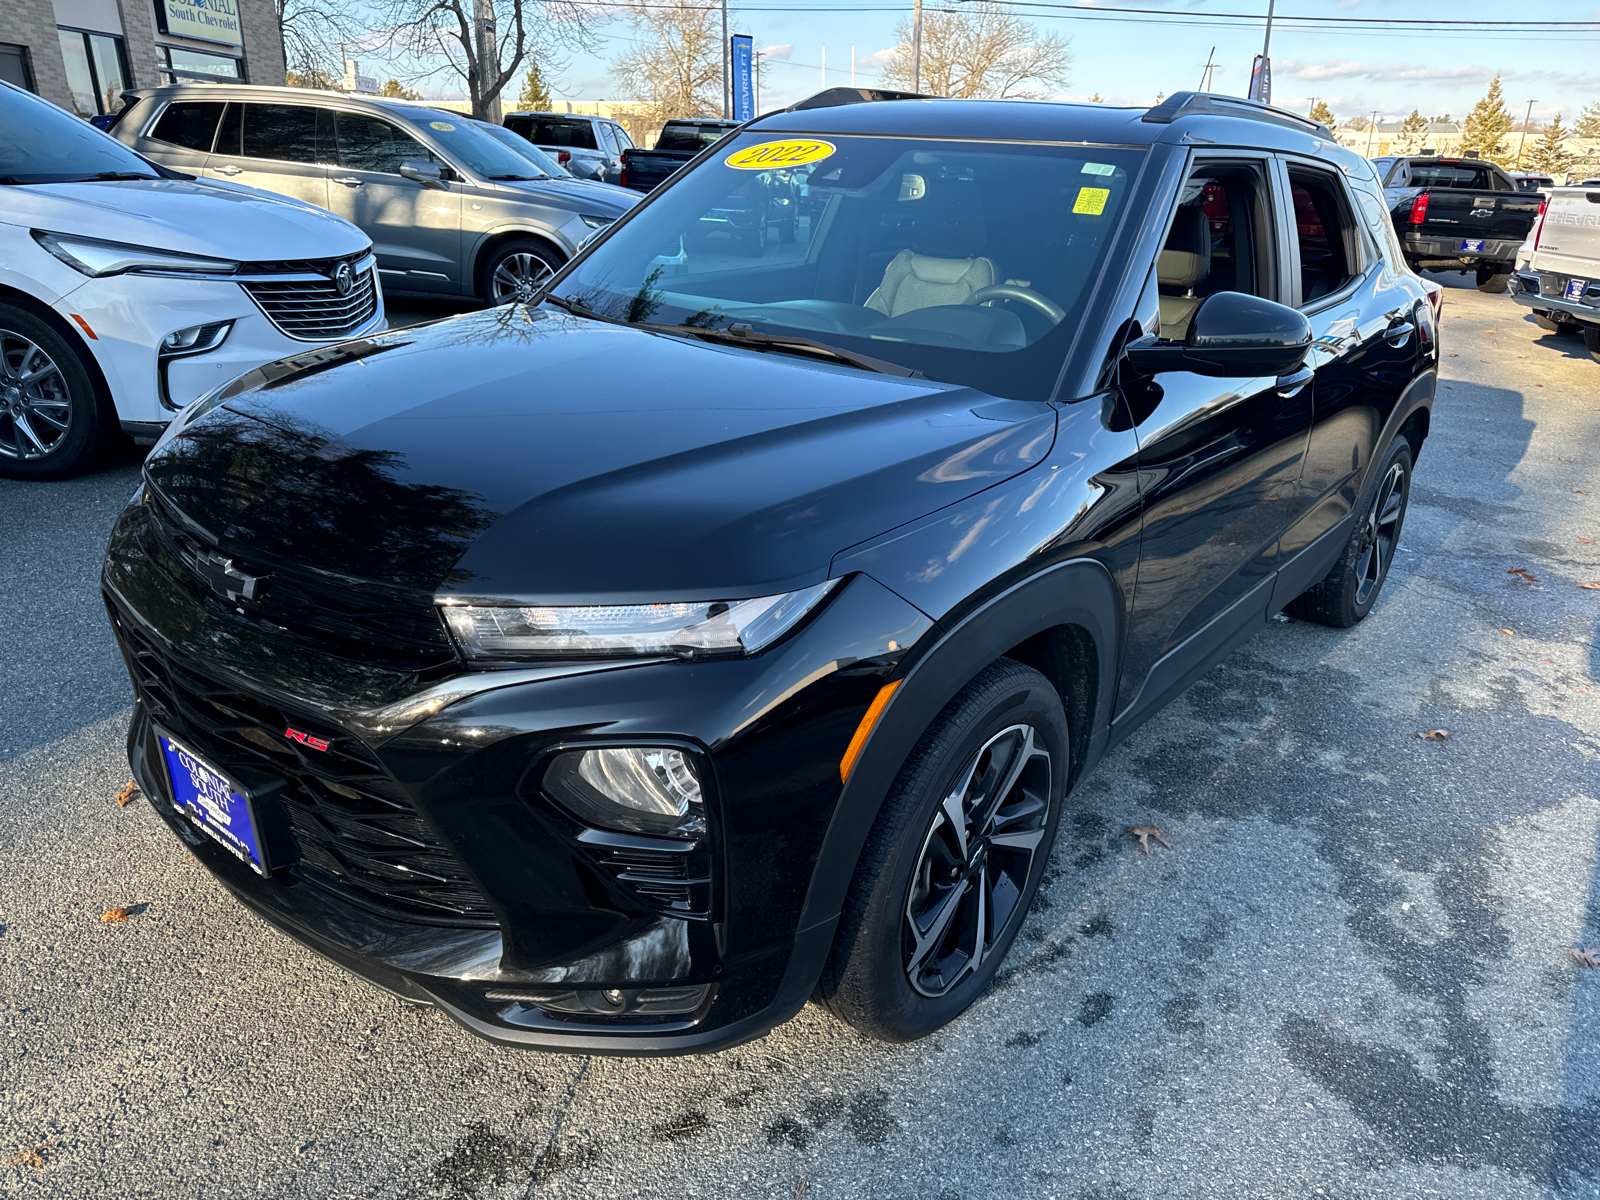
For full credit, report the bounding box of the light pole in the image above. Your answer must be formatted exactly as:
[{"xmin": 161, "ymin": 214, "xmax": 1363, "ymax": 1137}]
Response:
[
  {"xmin": 1365, "ymin": 110, "xmax": 1379, "ymax": 157},
  {"xmin": 1515, "ymin": 99, "xmax": 1537, "ymax": 169},
  {"xmin": 912, "ymin": 0, "xmax": 923, "ymax": 92},
  {"xmin": 721, "ymin": 0, "xmax": 730, "ymax": 118}
]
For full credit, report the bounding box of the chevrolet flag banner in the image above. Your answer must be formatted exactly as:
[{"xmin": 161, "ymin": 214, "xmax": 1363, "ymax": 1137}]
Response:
[
  {"xmin": 1247, "ymin": 55, "xmax": 1271, "ymax": 104},
  {"xmin": 732, "ymin": 35, "xmax": 755, "ymax": 122}
]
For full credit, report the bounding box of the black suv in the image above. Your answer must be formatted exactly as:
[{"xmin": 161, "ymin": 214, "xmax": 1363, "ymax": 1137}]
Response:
[{"xmin": 104, "ymin": 90, "xmax": 1437, "ymax": 1054}]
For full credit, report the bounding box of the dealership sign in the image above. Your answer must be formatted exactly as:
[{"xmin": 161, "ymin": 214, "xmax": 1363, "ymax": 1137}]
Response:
[{"xmin": 156, "ymin": 0, "xmax": 244, "ymax": 47}]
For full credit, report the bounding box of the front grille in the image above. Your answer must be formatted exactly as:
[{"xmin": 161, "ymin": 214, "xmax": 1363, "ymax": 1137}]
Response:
[
  {"xmin": 242, "ymin": 257, "xmax": 379, "ymax": 341},
  {"xmin": 593, "ymin": 843, "xmax": 711, "ymax": 918},
  {"xmin": 109, "ymin": 603, "xmax": 497, "ymax": 926}
]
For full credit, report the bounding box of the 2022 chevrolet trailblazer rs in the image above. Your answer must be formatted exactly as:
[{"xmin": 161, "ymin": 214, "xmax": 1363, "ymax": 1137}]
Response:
[{"xmin": 103, "ymin": 89, "xmax": 1437, "ymax": 1054}]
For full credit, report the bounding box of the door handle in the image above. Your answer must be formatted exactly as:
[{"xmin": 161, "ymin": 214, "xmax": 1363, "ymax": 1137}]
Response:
[
  {"xmin": 215, "ymin": 164, "xmax": 242, "ymax": 176},
  {"xmin": 332, "ymin": 176, "xmax": 363, "ymax": 187},
  {"xmin": 1383, "ymin": 320, "xmax": 1415, "ymax": 348},
  {"xmin": 1277, "ymin": 366, "xmax": 1314, "ymax": 398}
]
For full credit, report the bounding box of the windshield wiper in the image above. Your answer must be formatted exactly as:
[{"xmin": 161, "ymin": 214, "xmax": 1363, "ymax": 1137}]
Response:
[
  {"xmin": 542, "ymin": 293, "xmax": 618, "ymax": 322},
  {"xmin": 648, "ymin": 323, "xmax": 923, "ymax": 378}
]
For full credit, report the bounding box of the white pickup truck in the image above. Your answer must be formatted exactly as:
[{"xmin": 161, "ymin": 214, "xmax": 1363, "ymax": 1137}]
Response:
[{"xmin": 1511, "ymin": 186, "xmax": 1600, "ymax": 363}]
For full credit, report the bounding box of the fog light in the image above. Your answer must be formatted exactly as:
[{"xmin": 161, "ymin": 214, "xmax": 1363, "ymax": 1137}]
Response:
[
  {"xmin": 157, "ymin": 321, "xmax": 234, "ymax": 410},
  {"xmin": 544, "ymin": 746, "xmax": 705, "ymax": 838}
]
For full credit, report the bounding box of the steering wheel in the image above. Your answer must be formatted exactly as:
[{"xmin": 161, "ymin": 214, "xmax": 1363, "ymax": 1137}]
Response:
[{"xmin": 965, "ymin": 284, "xmax": 1066, "ymax": 325}]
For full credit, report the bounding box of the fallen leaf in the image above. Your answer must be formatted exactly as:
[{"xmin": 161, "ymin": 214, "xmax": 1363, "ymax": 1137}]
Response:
[
  {"xmin": 1414, "ymin": 729, "xmax": 1453, "ymax": 741},
  {"xmin": 1508, "ymin": 567, "xmax": 1539, "ymax": 583},
  {"xmin": 114, "ymin": 781, "xmax": 141, "ymax": 807},
  {"xmin": 1484, "ymin": 329, "xmax": 1495, "ymax": 333},
  {"xmin": 1267, "ymin": 494, "xmax": 1281, "ymax": 501},
  {"xmin": 1448, "ymin": 352, "xmax": 1459, "ymax": 357},
  {"xmin": 1569, "ymin": 948, "xmax": 1600, "ymax": 969},
  {"xmin": 100, "ymin": 907, "xmax": 132, "ymax": 923},
  {"xmin": 1580, "ymin": 538, "xmax": 1596, "ymax": 546},
  {"xmin": 1576, "ymin": 685, "xmax": 1592, "ymax": 693},
  {"xmin": 2, "ymin": 1147, "xmax": 47, "ymax": 1171},
  {"xmin": 1499, "ymin": 628, "xmax": 1515, "ymax": 636},
  {"xmin": 1546, "ymin": 659, "xmax": 1556, "ymax": 664},
  {"xmin": 1582, "ymin": 582, "xmax": 1600, "ymax": 590},
  {"xmin": 1576, "ymin": 488, "xmax": 1589, "ymax": 495},
  {"xmin": 1126, "ymin": 824, "xmax": 1172, "ymax": 854},
  {"xmin": 1559, "ymin": 457, "xmax": 1576, "ymax": 463}
]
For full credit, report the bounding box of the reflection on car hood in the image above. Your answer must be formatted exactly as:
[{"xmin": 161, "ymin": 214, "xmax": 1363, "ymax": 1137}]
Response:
[
  {"xmin": 142, "ymin": 306, "xmax": 1057, "ymax": 602},
  {"xmin": 3, "ymin": 178, "xmax": 369, "ymax": 262},
  {"xmin": 497, "ymin": 177, "xmax": 639, "ymax": 211}
]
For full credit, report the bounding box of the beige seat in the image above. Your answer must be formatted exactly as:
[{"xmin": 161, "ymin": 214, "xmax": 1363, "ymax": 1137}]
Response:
[
  {"xmin": 865, "ymin": 249, "xmax": 999, "ymax": 318},
  {"xmin": 1157, "ymin": 207, "xmax": 1211, "ymax": 340}
]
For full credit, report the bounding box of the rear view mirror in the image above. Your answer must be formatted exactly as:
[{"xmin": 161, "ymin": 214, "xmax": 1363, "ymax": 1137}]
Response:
[
  {"xmin": 399, "ymin": 159, "xmax": 444, "ymax": 188},
  {"xmin": 1125, "ymin": 291, "xmax": 1312, "ymax": 378}
]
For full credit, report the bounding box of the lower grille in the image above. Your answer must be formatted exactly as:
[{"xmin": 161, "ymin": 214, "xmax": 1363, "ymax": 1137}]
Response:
[
  {"xmin": 109, "ymin": 603, "xmax": 497, "ymax": 926},
  {"xmin": 242, "ymin": 257, "xmax": 379, "ymax": 341},
  {"xmin": 592, "ymin": 842, "xmax": 711, "ymax": 918}
]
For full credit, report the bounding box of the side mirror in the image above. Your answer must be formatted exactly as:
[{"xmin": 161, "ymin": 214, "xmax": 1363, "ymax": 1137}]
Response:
[
  {"xmin": 399, "ymin": 159, "xmax": 444, "ymax": 188},
  {"xmin": 1124, "ymin": 291, "xmax": 1313, "ymax": 378}
]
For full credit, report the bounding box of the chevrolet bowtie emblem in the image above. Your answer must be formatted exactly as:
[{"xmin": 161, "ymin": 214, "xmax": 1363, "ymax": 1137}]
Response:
[{"xmin": 197, "ymin": 550, "xmax": 269, "ymax": 603}]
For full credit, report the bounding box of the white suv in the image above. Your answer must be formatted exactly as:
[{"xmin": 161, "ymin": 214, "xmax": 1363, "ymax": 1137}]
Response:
[{"xmin": 0, "ymin": 81, "xmax": 382, "ymax": 479}]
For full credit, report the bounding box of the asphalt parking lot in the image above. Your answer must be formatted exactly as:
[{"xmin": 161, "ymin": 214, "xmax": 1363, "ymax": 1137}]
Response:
[{"xmin": 4, "ymin": 275, "xmax": 1600, "ymax": 1199}]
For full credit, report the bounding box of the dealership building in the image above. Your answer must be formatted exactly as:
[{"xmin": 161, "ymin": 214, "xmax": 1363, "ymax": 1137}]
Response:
[{"xmin": 1, "ymin": 0, "xmax": 283, "ymax": 118}]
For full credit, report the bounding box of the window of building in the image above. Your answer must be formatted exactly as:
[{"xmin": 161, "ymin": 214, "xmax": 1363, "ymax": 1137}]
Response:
[
  {"xmin": 57, "ymin": 29, "xmax": 128, "ymax": 117},
  {"xmin": 1, "ymin": 42, "xmax": 36, "ymax": 93},
  {"xmin": 158, "ymin": 45, "xmax": 244, "ymax": 84}
]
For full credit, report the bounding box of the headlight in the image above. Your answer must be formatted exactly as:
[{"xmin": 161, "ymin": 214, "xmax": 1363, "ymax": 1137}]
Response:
[
  {"xmin": 544, "ymin": 746, "xmax": 705, "ymax": 837},
  {"xmin": 33, "ymin": 230, "xmax": 239, "ymax": 278},
  {"xmin": 579, "ymin": 213, "xmax": 615, "ymax": 229},
  {"xmin": 440, "ymin": 580, "xmax": 838, "ymax": 661}
]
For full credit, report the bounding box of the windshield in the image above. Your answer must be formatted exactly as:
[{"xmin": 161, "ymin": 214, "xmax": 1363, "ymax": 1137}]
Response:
[
  {"xmin": 552, "ymin": 132, "xmax": 1142, "ymax": 401},
  {"xmin": 475, "ymin": 121, "xmax": 573, "ymax": 178},
  {"xmin": 403, "ymin": 112, "xmax": 554, "ymax": 179},
  {"xmin": 657, "ymin": 125, "xmax": 733, "ymax": 152},
  {"xmin": 0, "ymin": 85, "xmax": 158, "ymax": 184}
]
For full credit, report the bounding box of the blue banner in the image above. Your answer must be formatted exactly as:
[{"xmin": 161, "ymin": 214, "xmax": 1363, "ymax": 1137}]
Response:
[{"xmin": 732, "ymin": 35, "xmax": 755, "ymax": 121}]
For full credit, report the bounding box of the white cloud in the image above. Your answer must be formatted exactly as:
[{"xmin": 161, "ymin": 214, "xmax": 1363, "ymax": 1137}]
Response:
[
  {"xmin": 1276, "ymin": 59, "xmax": 1492, "ymax": 87},
  {"xmin": 758, "ymin": 44, "xmax": 792, "ymax": 61},
  {"xmin": 857, "ymin": 47, "xmax": 898, "ymax": 70}
]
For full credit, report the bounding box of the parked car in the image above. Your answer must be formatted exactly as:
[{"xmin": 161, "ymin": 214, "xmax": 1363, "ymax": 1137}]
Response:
[
  {"xmin": 116, "ymin": 86, "xmax": 635, "ymax": 304},
  {"xmin": 1370, "ymin": 153, "xmax": 1541, "ymax": 291},
  {"xmin": 502, "ymin": 111, "xmax": 635, "ymax": 185},
  {"xmin": 0, "ymin": 80, "xmax": 380, "ymax": 480},
  {"xmin": 105, "ymin": 88, "xmax": 1436, "ymax": 1054},
  {"xmin": 1511, "ymin": 186, "xmax": 1600, "ymax": 362},
  {"xmin": 619, "ymin": 118, "xmax": 739, "ymax": 192},
  {"xmin": 1510, "ymin": 172, "xmax": 1556, "ymax": 193}
]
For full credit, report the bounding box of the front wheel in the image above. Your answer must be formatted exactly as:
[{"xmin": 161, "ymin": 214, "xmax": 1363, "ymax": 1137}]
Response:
[
  {"xmin": 480, "ymin": 239, "xmax": 563, "ymax": 306},
  {"xmin": 0, "ymin": 302, "xmax": 108, "ymax": 480},
  {"xmin": 816, "ymin": 659, "xmax": 1068, "ymax": 1042},
  {"xmin": 1476, "ymin": 265, "xmax": 1510, "ymax": 293},
  {"xmin": 1288, "ymin": 438, "xmax": 1413, "ymax": 628}
]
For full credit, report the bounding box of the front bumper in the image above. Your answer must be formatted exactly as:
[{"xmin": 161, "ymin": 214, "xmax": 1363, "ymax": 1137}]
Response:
[
  {"xmin": 1510, "ymin": 269, "xmax": 1600, "ymax": 325},
  {"xmin": 104, "ymin": 496, "xmax": 930, "ymax": 1053},
  {"xmin": 1400, "ymin": 234, "xmax": 1524, "ymax": 265}
]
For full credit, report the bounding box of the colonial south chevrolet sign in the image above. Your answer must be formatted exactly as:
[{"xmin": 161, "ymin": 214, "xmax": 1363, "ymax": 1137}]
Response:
[{"xmin": 156, "ymin": 0, "xmax": 243, "ymax": 47}]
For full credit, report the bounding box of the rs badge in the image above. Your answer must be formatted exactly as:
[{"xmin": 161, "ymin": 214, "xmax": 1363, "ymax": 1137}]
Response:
[{"xmin": 284, "ymin": 727, "xmax": 330, "ymax": 751}]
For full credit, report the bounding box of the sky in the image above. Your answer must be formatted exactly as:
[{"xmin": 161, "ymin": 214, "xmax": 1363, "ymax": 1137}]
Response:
[{"xmin": 365, "ymin": 0, "xmax": 1600, "ymax": 128}]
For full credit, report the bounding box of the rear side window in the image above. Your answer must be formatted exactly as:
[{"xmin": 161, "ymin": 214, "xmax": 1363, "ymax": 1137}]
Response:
[
  {"xmin": 151, "ymin": 100, "xmax": 224, "ymax": 151},
  {"xmin": 1288, "ymin": 167, "xmax": 1364, "ymax": 305},
  {"xmin": 611, "ymin": 124, "xmax": 633, "ymax": 150},
  {"xmin": 238, "ymin": 104, "xmax": 322, "ymax": 163},
  {"xmin": 510, "ymin": 116, "xmax": 597, "ymax": 150},
  {"xmin": 1406, "ymin": 163, "xmax": 1491, "ymax": 190}
]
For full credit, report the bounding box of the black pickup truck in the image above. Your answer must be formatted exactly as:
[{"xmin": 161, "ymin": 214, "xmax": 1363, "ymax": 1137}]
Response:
[
  {"xmin": 1372, "ymin": 155, "xmax": 1541, "ymax": 292},
  {"xmin": 620, "ymin": 119, "xmax": 739, "ymax": 192}
]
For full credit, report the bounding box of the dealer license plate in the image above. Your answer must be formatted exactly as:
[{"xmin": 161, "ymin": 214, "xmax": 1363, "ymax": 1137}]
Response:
[
  {"xmin": 158, "ymin": 732, "xmax": 269, "ymax": 876},
  {"xmin": 1567, "ymin": 278, "xmax": 1590, "ymax": 301},
  {"xmin": 1460, "ymin": 239, "xmax": 1486, "ymax": 253}
]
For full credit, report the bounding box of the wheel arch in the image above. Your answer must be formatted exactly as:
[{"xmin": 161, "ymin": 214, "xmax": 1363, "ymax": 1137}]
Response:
[
  {"xmin": 469, "ymin": 230, "xmax": 569, "ymax": 300},
  {"xmin": 0, "ymin": 284, "xmax": 115, "ymax": 416}
]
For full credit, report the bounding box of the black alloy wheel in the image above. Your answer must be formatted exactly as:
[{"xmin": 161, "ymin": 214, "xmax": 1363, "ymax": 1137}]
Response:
[
  {"xmin": 817, "ymin": 659, "xmax": 1069, "ymax": 1042},
  {"xmin": 1289, "ymin": 436, "xmax": 1413, "ymax": 628},
  {"xmin": 0, "ymin": 301, "xmax": 107, "ymax": 480},
  {"xmin": 481, "ymin": 239, "xmax": 563, "ymax": 306}
]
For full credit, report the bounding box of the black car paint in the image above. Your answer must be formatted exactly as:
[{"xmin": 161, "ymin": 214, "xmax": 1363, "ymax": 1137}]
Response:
[{"xmin": 104, "ymin": 96, "xmax": 1437, "ymax": 1053}]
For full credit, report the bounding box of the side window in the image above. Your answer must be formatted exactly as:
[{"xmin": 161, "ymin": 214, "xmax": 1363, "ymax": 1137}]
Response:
[
  {"xmin": 595, "ymin": 122, "xmax": 617, "ymax": 156},
  {"xmin": 1156, "ymin": 162, "xmax": 1276, "ymax": 341},
  {"xmin": 1351, "ymin": 178, "xmax": 1406, "ymax": 274},
  {"xmin": 611, "ymin": 124, "xmax": 634, "ymax": 151},
  {"xmin": 1286, "ymin": 167, "xmax": 1363, "ymax": 306},
  {"xmin": 240, "ymin": 104, "xmax": 322, "ymax": 164},
  {"xmin": 151, "ymin": 100, "xmax": 224, "ymax": 151},
  {"xmin": 334, "ymin": 112, "xmax": 440, "ymax": 175}
]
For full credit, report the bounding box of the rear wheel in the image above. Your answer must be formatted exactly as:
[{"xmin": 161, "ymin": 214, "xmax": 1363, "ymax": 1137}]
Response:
[
  {"xmin": 0, "ymin": 302, "xmax": 107, "ymax": 480},
  {"xmin": 480, "ymin": 238, "xmax": 563, "ymax": 306},
  {"xmin": 1476, "ymin": 265, "xmax": 1509, "ymax": 293},
  {"xmin": 816, "ymin": 659, "xmax": 1068, "ymax": 1042},
  {"xmin": 1288, "ymin": 437, "xmax": 1413, "ymax": 628},
  {"xmin": 1585, "ymin": 324, "xmax": 1600, "ymax": 365}
]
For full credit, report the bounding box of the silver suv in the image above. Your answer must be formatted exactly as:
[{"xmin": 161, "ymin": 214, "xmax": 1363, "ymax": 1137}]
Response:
[{"xmin": 114, "ymin": 86, "xmax": 639, "ymax": 303}]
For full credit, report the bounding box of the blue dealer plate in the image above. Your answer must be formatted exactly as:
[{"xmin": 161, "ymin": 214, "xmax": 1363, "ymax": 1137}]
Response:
[
  {"xmin": 159, "ymin": 733, "xmax": 269, "ymax": 876},
  {"xmin": 1567, "ymin": 278, "xmax": 1589, "ymax": 301},
  {"xmin": 1460, "ymin": 239, "xmax": 1486, "ymax": 252}
]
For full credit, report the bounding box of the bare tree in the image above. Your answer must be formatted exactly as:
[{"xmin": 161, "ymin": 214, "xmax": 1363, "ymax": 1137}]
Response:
[
  {"xmin": 609, "ymin": 0, "xmax": 723, "ymax": 129},
  {"xmin": 380, "ymin": 0, "xmax": 592, "ymax": 121},
  {"xmin": 877, "ymin": 1, "xmax": 1071, "ymax": 100},
  {"xmin": 277, "ymin": 0, "xmax": 359, "ymax": 85}
]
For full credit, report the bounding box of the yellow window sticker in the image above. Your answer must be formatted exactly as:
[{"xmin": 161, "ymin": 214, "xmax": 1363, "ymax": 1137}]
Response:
[
  {"xmin": 725, "ymin": 139, "xmax": 836, "ymax": 170},
  {"xmin": 1073, "ymin": 187, "xmax": 1110, "ymax": 216},
  {"xmin": 429, "ymin": 121, "xmax": 456, "ymax": 131}
]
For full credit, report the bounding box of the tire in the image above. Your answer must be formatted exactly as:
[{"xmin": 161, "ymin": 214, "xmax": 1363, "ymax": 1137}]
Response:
[
  {"xmin": 1476, "ymin": 266, "xmax": 1510, "ymax": 293},
  {"xmin": 479, "ymin": 238, "xmax": 563, "ymax": 306},
  {"xmin": 1532, "ymin": 312, "xmax": 1579, "ymax": 335},
  {"xmin": 1288, "ymin": 437, "xmax": 1413, "ymax": 628},
  {"xmin": 0, "ymin": 301, "xmax": 108, "ymax": 481},
  {"xmin": 1585, "ymin": 324, "xmax": 1600, "ymax": 365},
  {"xmin": 816, "ymin": 659, "xmax": 1069, "ymax": 1042}
]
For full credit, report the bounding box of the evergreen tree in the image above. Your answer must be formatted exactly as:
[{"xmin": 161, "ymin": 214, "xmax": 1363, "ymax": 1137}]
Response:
[
  {"xmin": 1460, "ymin": 75, "xmax": 1513, "ymax": 164},
  {"xmin": 514, "ymin": 61, "xmax": 554, "ymax": 111},
  {"xmin": 379, "ymin": 79, "xmax": 421, "ymax": 100},
  {"xmin": 1308, "ymin": 98, "xmax": 1335, "ymax": 127},
  {"xmin": 1577, "ymin": 102, "xmax": 1600, "ymax": 140},
  {"xmin": 1089, "ymin": 93, "xmax": 1103, "ymax": 103},
  {"xmin": 1395, "ymin": 108, "xmax": 1429, "ymax": 154},
  {"xmin": 1527, "ymin": 111, "xmax": 1574, "ymax": 178}
]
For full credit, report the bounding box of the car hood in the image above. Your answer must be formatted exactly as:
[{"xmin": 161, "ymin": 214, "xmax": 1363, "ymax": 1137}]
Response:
[
  {"xmin": 141, "ymin": 306, "xmax": 1056, "ymax": 603},
  {"xmin": 3, "ymin": 178, "xmax": 369, "ymax": 261},
  {"xmin": 493, "ymin": 176, "xmax": 638, "ymax": 213}
]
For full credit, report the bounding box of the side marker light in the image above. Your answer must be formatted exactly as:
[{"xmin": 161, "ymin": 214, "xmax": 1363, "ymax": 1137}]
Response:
[
  {"xmin": 69, "ymin": 314, "xmax": 98, "ymax": 340},
  {"xmin": 840, "ymin": 680, "xmax": 902, "ymax": 784}
]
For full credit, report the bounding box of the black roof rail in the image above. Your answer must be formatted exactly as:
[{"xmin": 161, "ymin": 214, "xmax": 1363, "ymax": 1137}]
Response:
[
  {"xmin": 783, "ymin": 87, "xmax": 933, "ymax": 113},
  {"xmin": 1142, "ymin": 91, "xmax": 1333, "ymax": 139}
]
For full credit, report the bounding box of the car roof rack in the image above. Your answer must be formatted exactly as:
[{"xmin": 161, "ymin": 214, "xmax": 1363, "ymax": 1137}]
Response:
[
  {"xmin": 783, "ymin": 87, "xmax": 932, "ymax": 113},
  {"xmin": 1142, "ymin": 91, "xmax": 1332, "ymax": 139}
]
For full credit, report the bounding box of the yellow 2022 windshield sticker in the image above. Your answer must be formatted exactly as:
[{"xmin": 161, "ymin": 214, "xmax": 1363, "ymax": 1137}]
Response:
[
  {"xmin": 1073, "ymin": 187, "xmax": 1110, "ymax": 216},
  {"xmin": 725, "ymin": 139, "xmax": 836, "ymax": 170}
]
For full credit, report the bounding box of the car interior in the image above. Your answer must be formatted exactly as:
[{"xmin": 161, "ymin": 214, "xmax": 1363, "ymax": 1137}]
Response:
[
  {"xmin": 1287, "ymin": 168, "xmax": 1360, "ymax": 304},
  {"xmin": 1156, "ymin": 167, "xmax": 1274, "ymax": 340}
]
